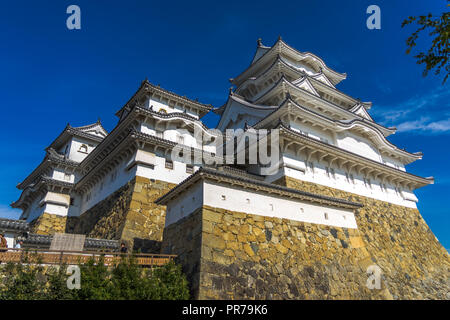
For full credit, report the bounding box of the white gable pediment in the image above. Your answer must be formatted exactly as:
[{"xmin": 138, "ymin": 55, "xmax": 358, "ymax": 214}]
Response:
[
  {"xmin": 72, "ymin": 122, "xmax": 109, "ymax": 139},
  {"xmin": 350, "ymin": 104, "xmax": 374, "ymax": 121},
  {"xmin": 293, "ymin": 78, "xmax": 319, "ymax": 96},
  {"xmin": 312, "ymin": 73, "xmax": 335, "ymax": 87}
]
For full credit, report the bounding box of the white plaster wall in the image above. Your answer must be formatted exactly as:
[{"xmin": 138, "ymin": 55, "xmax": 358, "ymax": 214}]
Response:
[
  {"xmin": 264, "ymin": 155, "xmax": 418, "ymax": 209},
  {"xmin": 74, "ymin": 148, "xmax": 201, "ymax": 217},
  {"xmin": 382, "ymin": 155, "xmax": 406, "ymax": 171},
  {"xmin": 140, "ymin": 120, "xmax": 217, "ymax": 155},
  {"xmin": 146, "ymin": 97, "xmax": 200, "ymax": 119},
  {"xmin": 164, "ymin": 182, "xmax": 203, "ymax": 226},
  {"xmin": 136, "ymin": 155, "xmax": 199, "ymax": 185},
  {"xmin": 43, "ymin": 192, "xmax": 70, "ymax": 207},
  {"xmin": 164, "ymin": 179, "xmax": 357, "ymax": 229},
  {"xmin": 77, "ymin": 158, "xmax": 137, "ymax": 216},
  {"xmin": 337, "ymin": 132, "xmax": 381, "ymax": 162},
  {"xmin": 43, "ymin": 203, "xmax": 69, "ymax": 216},
  {"xmin": 51, "ymin": 168, "xmax": 75, "ymax": 183},
  {"xmin": 282, "ymin": 155, "xmax": 306, "ymax": 173},
  {"xmin": 289, "ymin": 121, "xmax": 334, "ymax": 144},
  {"xmin": 204, "ymin": 181, "xmax": 357, "ymax": 228},
  {"xmin": 68, "ymin": 137, "xmax": 98, "ymax": 162}
]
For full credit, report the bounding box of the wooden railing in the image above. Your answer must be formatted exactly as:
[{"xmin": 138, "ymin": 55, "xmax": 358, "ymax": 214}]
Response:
[{"xmin": 0, "ymin": 248, "xmax": 176, "ymax": 267}]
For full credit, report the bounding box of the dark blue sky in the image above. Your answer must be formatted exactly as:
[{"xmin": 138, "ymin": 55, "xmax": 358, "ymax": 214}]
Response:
[{"xmin": 1, "ymin": 1, "xmax": 448, "ymax": 248}]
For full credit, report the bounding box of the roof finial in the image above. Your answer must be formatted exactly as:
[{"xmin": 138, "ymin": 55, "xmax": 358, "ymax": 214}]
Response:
[
  {"xmin": 278, "ymin": 35, "xmax": 282, "ymax": 41},
  {"xmin": 257, "ymin": 38, "xmax": 262, "ymax": 46},
  {"xmin": 97, "ymin": 117, "xmax": 101, "ymax": 124},
  {"xmin": 229, "ymin": 87, "xmax": 233, "ymax": 95}
]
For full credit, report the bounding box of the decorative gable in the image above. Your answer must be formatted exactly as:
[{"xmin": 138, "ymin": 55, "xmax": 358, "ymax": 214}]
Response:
[
  {"xmin": 293, "ymin": 77, "xmax": 319, "ymax": 96},
  {"xmin": 350, "ymin": 104, "xmax": 374, "ymax": 121},
  {"xmin": 73, "ymin": 122, "xmax": 108, "ymax": 138},
  {"xmin": 312, "ymin": 73, "xmax": 335, "ymax": 87}
]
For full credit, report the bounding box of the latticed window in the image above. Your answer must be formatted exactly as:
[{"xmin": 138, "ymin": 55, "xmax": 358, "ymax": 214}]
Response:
[{"xmin": 165, "ymin": 159, "xmax": 173, "ymax": 170}]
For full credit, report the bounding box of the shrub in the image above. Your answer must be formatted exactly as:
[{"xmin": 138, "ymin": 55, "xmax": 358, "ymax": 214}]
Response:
[{"xmin": 0, "ymin": 255, "xmax": 190, "ymax": 300}]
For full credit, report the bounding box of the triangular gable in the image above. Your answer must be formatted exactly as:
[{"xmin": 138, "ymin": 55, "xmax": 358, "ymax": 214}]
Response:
[
  {"xmin": 293, "ymin": 77, "xmax": 319, "ymax": 96},
  {"xmin": 350, "ymin": 104, "xmax": 374, "ymax": 121},
  {"xmin": 73, "ymin": 122, "xmax": 108, "ymax": 138},
  {"xmin": 311, "ymin": 73, "xmax": 335, "ymax": 88},
  {"xmin": 217, "ymin": 95, "xmax": 276, "ymax": 131}
]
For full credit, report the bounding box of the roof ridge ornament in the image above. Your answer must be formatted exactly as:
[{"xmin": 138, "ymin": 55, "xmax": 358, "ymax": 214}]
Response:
[{"xmin": 257, "ymin": 38, "xmax": 263, "ymax": 47}]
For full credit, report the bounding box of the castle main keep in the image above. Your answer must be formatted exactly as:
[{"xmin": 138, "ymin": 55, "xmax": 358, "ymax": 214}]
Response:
[{"xmin": 12, "ymin": 38, "xmax": 449, "ymax": 299}]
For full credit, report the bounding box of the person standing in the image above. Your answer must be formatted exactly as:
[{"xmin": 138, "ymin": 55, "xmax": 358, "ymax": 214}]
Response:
[
  {"xmin": 14, "ymin": 240, "xmax": 23, "ymax": 249},
  {"xmin": 120, "ymin": 242, "xmax": 128, "ymax": 254},
  {"xmin": 0, "ymin": 233, "xmax": 8, "ymax": 252}
]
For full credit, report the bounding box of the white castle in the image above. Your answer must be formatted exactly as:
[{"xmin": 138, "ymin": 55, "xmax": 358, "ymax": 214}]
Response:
[{"xmin": 12, "ymin": 37, "xmax": 433, "ymax": 238}]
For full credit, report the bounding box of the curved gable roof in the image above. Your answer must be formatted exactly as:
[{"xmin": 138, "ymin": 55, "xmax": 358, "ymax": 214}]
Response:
[{"xmin": 232, "ymin": 37, "xmax": 346, "ymax": 87}]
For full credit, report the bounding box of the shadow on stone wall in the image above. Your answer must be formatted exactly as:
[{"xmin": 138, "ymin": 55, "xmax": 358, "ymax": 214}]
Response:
[
  {"xmin": 132, "ymin": 238, "xmax": 162, "ymax": 253},
  {"xmin": 65, "ymin": 177, "xmax": 175, "ymax": 253}
]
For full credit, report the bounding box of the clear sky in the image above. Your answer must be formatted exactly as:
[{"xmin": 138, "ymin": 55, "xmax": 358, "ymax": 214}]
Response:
[{"xmin": 0, "ymin": 1, "xmax": 448, "ymax": 248}]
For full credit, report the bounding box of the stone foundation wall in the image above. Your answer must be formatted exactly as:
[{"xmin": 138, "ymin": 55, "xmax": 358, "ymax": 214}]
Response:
[
  {"xmin": 67, "ymin": 177, "xmax": 175, "ymax": 252},
  {"xmin": 275, "ymin": 176, "xmax": 450, "ymax": 299},
  {"xmin": 161, "ymin": 207, "xmax": 203, "ymax": 298},
  {"xmin": 121, "ymin": 177, "xmax": 175, "ymax": 252},
  {"xmin": 30, "ymin": 213, "xmax": 67, "ymax": 235},
  {"xmin": 162, "ymin": 177, "xmax": 449, "ymax": 299}
]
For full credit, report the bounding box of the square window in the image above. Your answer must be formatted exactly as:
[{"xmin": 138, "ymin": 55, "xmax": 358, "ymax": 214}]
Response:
[{"xmin": 165, "ymin": 160, "xmax": 173, "ymax": 170}]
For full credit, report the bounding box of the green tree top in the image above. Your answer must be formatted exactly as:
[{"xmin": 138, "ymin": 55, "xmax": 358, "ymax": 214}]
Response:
[{"xmin": 402, "ymin": 1, "xmax": 449, "ymax": 83}]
